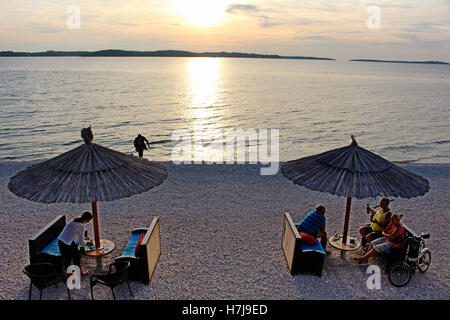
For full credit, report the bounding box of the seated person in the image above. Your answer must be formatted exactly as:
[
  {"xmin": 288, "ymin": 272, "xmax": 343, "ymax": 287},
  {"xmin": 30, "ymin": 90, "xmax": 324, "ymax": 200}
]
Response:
[
  {"xmin": 358, "ymin": 197, "xmax": 392, "ymax": 250},
  {"xmin": 297, "ymin": 205, "xmax": 331, "ymax": 255},
  {"xmin": 353, "ymin": 213, "xmax": 405, "ymax": 263}
]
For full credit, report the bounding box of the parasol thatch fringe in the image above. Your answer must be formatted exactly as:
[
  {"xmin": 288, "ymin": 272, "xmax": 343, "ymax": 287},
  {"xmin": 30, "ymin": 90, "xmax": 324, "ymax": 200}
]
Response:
[
  {"xmin": 281, "ymin": 139, "xmax": 430, "ymax": 199},
  {"xmin": 8, "ymin": 143, "xmax": 168, "ymax": 204}
]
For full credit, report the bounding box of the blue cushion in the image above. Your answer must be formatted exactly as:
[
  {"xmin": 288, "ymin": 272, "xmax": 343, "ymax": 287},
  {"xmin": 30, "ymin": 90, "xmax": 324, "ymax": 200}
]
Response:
[
  {"xmin": 121, "ymin": 232, "xmax": 145, "ymax": 257},
  {"xmin": 40, "ymin": 238, "xmax": 81, "ymax": 256},
  {"xmin": 41, "ymin": 238, "xmax": 61, "ymax": 256},
  {"xmin": 301, "ymin": 242, "xmax": 327, "ymax": 256}
]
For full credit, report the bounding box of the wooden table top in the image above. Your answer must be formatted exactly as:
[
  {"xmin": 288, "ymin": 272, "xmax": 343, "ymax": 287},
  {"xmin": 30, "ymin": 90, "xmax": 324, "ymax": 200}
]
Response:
[{"xmin": 83, "ymin": 239, "xmax": 115, "ymax": 257}]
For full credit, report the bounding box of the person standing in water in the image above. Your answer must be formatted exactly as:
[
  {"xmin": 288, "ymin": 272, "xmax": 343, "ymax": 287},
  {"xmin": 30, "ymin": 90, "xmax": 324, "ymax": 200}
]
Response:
[{"xmin": 134, "ymin": 134, "xmax": 151, "ymax": 158}]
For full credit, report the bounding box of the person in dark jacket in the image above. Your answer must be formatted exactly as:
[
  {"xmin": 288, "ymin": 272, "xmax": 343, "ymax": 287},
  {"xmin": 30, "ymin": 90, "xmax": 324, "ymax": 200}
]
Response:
[{"xmin": 134, "ymin": 134, "xmax": 151, "ymax": 158}]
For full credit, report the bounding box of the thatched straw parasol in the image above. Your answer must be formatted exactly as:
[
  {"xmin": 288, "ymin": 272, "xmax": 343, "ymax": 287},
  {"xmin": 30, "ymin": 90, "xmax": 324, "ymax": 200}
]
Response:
[
  {"xmin": 8, "ymin": 127, "xmax": 168, "ymax": 255},
  {"xmin": 281, "ymin": 135, "xmax": 429, "ymax": 250}
]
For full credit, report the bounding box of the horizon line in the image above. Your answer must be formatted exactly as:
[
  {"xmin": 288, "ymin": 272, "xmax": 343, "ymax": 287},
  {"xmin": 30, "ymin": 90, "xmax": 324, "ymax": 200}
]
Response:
[{"xmin": 0, "ymin": 49, "xmax": 449, "ymax": 64}]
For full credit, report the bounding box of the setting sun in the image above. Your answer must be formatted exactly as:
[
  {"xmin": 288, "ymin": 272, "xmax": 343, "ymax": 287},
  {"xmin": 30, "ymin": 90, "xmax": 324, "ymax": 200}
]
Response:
[{"xmin": 172, "ymin": 0, "xmax": 228, "ymax": 27}]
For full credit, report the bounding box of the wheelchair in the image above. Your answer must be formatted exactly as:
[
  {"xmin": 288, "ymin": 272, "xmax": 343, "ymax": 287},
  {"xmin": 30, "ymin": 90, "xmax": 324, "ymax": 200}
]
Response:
[
  {"xmin": 363, "ymin": 201, "xmax": 431, "ymax": 287},
  {"xmin": 386, "ymin": 231, "xmax": 431, "ymax": 287}
]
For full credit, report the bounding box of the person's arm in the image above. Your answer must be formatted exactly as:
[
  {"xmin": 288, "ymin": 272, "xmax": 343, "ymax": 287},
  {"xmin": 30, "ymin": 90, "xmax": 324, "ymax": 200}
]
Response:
[
  {"xmin": 381, "ymin": 212, "xmax": 392, "ymax": 229},
  {"xmin": 382, "ymin": 222, "xmax": 393, "ymax": 238},
  {"xmin": 144, "ymin": 137, "xmax": 151, "ymax": 148},
  {"xmin": 77, "ymin": 224, "xmax": 86, "ymax": 246},
  {"xmin": 371, "ymin": 211, "xmax": 378, "ymax": 223},
  {"xmin": 386, "ymin": 227, "xmax": 400, "ymax": 242}
]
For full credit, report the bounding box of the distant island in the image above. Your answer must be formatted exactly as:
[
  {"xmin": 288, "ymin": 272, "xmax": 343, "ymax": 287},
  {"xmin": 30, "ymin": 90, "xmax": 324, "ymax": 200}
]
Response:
[
  {"xmin": 350, "ymin": 59, "xmax": 449, "ymax": 65},
  {"xmin": 0, "ymin": 49, "xmax": 335, "ymax": 61}
]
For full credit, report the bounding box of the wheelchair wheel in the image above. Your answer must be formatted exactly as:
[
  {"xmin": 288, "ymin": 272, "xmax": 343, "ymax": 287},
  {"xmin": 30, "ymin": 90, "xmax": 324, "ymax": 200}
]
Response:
[
  {"xmin": 388, "ymin": 262, "xmax": 412, "ymax": 287},
  {"xmin": 418, "ymin": 251, "xmax": 431, "ymax": 273}
]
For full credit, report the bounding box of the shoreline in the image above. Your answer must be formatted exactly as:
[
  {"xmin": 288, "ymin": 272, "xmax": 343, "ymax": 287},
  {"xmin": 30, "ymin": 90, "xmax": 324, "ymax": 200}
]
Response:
[
  {"xmin": 0, "ymin": 161, "xmax": 448, "ymax": 299},
  {"xmin": 1, "ymin": 160, "xmax": 450, "ymax": 180}
]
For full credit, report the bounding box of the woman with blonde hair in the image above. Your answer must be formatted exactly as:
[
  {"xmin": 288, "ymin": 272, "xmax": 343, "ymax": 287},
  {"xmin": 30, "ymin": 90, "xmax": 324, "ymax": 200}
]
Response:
[{"xmin": 354, "ymin": 213, "xmax": 405, "ymax": 263}]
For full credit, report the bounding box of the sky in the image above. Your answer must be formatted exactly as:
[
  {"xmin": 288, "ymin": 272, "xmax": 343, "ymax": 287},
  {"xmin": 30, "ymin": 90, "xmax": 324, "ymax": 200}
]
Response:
[{"xmin": 0, "ymin": 0, "xmax": 449, "ymax": 60}]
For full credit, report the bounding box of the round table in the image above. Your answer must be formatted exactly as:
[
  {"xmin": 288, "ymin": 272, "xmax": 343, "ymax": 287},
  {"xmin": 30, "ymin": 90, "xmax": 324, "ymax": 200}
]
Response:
[
  {"xmin": 328, "ymin": 234, "xmax": 361, "ymax": 251},
  {"xmin": 83, "ymin": 239, "xmax": 115, "ymax": 257}
]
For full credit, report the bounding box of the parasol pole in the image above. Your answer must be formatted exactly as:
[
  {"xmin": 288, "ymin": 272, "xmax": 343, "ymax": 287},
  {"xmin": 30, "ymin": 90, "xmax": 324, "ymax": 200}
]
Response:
[
  {"xmin": 91, "ymin": 202, "xmax": 101, "ymax": 249},
  {"xmin": 342, "ymin": 197, "xmax": 352, "ymax": 245},
  {"xmin": 342, "ymin": 148, "xmax": 355, "ymax": 245}
]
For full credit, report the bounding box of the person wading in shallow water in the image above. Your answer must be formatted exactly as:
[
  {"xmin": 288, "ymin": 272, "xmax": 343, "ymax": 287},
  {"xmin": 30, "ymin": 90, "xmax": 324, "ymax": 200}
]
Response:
[{"xmin": 134, "ymin": 134, "xmax": 151, "ymax": 158}]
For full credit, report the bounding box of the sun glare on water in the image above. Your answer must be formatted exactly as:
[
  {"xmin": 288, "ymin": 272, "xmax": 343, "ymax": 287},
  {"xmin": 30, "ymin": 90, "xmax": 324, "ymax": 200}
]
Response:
[{"xmin": 172, "ymin": 0, "xmax": 228, "ymax": 27}]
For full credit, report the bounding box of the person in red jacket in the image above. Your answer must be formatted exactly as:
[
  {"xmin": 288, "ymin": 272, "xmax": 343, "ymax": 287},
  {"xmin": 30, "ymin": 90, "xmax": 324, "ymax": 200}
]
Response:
[{"xmin": 354, "ymin": 213, "xmax": 405, "ymax": 263}]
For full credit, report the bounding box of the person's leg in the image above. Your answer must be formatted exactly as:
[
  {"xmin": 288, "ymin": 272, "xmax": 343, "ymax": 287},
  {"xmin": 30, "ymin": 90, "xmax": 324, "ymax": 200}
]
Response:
[
  {"xmin": 70, "ymin": 242, "xmax": 81, "ymax": 268},
  {"xmin": 355, "ymin": 237, "xmax": 384, "ymax": 261},
  {"xmin": 138, "ymin": 149, "xmax": 143, "ymax": 157},
  {"xmin": 317, "ymin": 231, "xmax": 331, "ymax": 255},
  {"xmin": 70, "ymin": 242, "xmax": 88, "ymax": 276},
  {"xmin": 367, "ymin": 231, "xmax": 382, "ymax": 243},
  {"xmin": 357, "ymin": 247, "xmax": 377, "ymax": 262},
  {"xmin": 58, "ymin": 241, "xmax": 72, "ymax": 273},
  {"xmin": 357, "ymin": 238, "xmax": 388, "ymax": 262},
  {"xmin": 359, "ymin": 226, "xmax": 371, "ymax": 247}
]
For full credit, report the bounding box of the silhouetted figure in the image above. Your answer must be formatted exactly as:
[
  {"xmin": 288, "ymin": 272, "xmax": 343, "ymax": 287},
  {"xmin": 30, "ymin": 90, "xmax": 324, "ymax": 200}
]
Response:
[
  {"xmin": 134, "ymin": 134, "xmax": 150, "ymax": 158},
  {"xmin": 81, "ymin": 126, "xmax": 94, "ymax": 144}
]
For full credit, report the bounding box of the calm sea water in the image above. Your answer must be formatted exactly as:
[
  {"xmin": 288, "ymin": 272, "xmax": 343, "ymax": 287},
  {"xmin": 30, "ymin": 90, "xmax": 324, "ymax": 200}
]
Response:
[{"xmin": 0, "ymin": 57, "xmax": 449, "ymax": 163}]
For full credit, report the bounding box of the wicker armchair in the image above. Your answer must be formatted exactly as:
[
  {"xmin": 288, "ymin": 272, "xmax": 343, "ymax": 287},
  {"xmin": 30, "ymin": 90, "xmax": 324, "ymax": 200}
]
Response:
[
  {"xmin": 23, "ymin": 262, "xmax": 70, "ymax": 300},
  {"xmin": 90, "ymin": 261, "xmax": 133, "ymax": 300}
]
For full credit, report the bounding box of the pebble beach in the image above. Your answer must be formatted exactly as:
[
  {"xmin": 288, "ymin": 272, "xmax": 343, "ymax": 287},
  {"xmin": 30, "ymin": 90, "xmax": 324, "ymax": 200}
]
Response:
[{"xmin": 0, "ymin": 161, "xmax": 448, "ymax": 300}]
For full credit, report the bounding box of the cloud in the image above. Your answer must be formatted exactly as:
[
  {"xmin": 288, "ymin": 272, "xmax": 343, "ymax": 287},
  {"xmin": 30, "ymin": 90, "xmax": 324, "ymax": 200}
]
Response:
[
  {"xmin": 404, "ymin": 21, "xmax": 449, "ymax": 33},
  {"xmin": 226, "ymin": 4, "xmax": 259, "ymax": 14},
  {"xmin": 298, "ymin": 35, "xmax": 333, "ymax": 41},
  {"xmin": 226, "ymin": 3, "xmax": 280, "ymax": 28},
  {"xmin": 393, "ymin": 33, "xmax": 449, "ymax": 47}
]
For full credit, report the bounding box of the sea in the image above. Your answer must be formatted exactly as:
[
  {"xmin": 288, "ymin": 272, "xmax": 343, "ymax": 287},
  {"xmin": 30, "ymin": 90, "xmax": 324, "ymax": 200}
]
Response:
[{"xmin": 0, "ymin": 57, "xmax": 449, "ymax": 164}]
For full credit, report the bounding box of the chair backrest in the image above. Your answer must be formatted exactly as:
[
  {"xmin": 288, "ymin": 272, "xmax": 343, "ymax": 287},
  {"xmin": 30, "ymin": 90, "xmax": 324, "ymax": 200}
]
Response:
[
  {"xmin": 137, "ymin": 217, "xmax": 161, "ymax": 283},
  {"xmin": 23, "ymin": 263, "xmax": 55, "ymax": 277},
  {"xmin": 108, "ymin": 261, "xmax": 131, "ymax": 284},
  {"xmin": 281, "ymin": 212, "xmax": 302, "ymax": 274},
  {"xmin": 29, "ymin": 215, "xmax": 66, "ymax": 262},
  {"xmin": 23, "ymin": 263, "xmax": 62, "ymax": 288}
]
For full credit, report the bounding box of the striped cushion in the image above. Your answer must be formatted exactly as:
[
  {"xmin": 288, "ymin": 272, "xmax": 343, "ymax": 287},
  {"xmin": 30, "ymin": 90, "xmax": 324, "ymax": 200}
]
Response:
[
  {"xmin": 301, "ymin": 242, "xmax": 327, "ymax": 256},
  {"xmin": 41, "ymin": 238, "xmax": 61, "ymax": 256},
  {"xmin": 40, "ymin": 238, "xmax": 81, "ymax": 256},
  {"xmin": 121, "ymin": 232, "xmax": 145, "ymax": 257}
]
